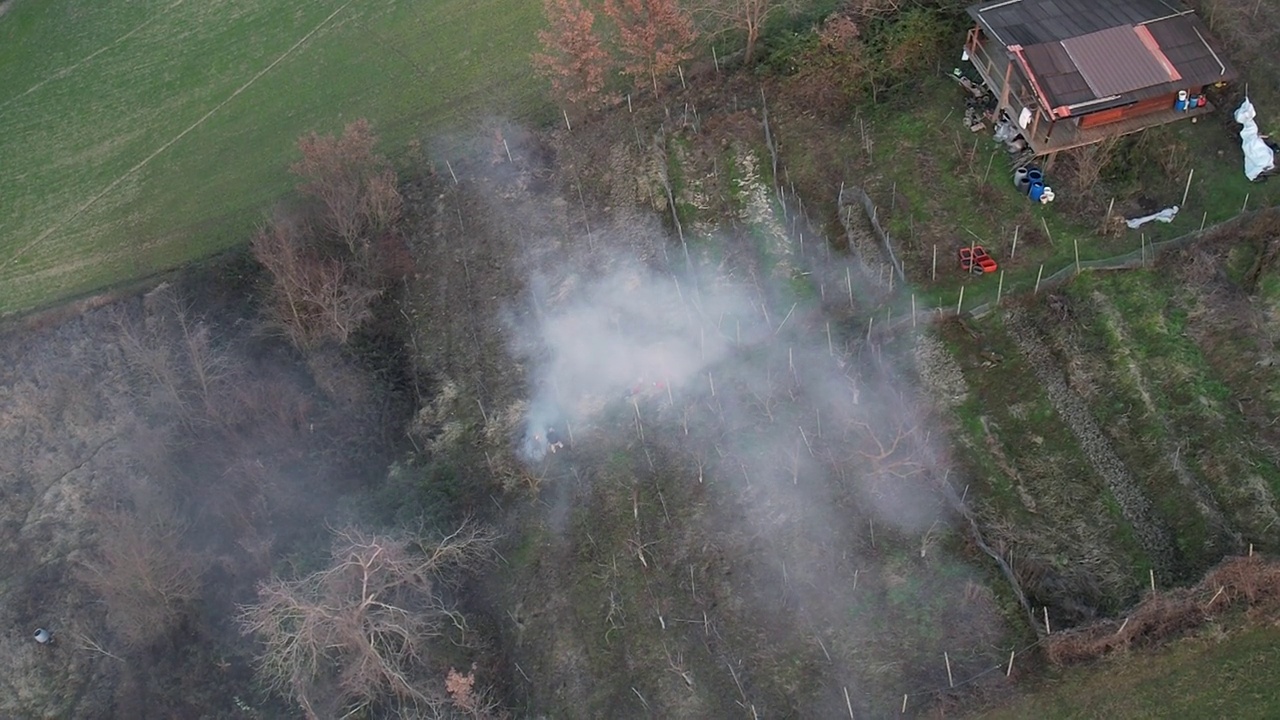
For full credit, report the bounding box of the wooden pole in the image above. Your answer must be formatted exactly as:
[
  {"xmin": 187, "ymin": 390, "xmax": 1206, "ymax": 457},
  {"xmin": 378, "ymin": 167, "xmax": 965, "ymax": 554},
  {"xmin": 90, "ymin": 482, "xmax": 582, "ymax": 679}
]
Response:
[
  {"xmin": 678, "ymin": 65, "xmax": 686, "ymax": 89},
  {"xmin": 827, "ymin": 321, "xmax": 834, "ymax": 356},
  {"xmin": 847, "ymin": 267, "xmax": 854, "ymax": 309},
  {"xmin": 1042, "ymin": 216, "xmax": 1054, "ymax": 246},
  {"xmin": 1141, "ymin": 233, "xmax": 1146, "ymax": 267},
  {"xmin": 1243, "ymin": 192, "xmax": 1250, "ymax": 214},
  {"xmin": 1044, "ymin": 606, "xmax": 1051, "ymax": 635},
  {"xmin": 866, "ymin": 316, "xmax": 873, "ymax": 341},
  {"xmin": 713, "ymin": 46, "xmax": 719, "ymax": 73},
  {"xmin": 563, "ymin": 109, "xmax": 572, "ymax": 131},
  {"xmin": 945, "ymin": 652, "xmax": 954, "ymax": 688},
  {"xmin": 932, "ymin": 244, "xmax": 938, "ymax": 281},
  {"xmin": 996, "ymin": 270, "xmax": 1005, "ymax": 304},
  {"xmin": 911, "ymin": 294, "xmax": 917, "ymax": 328},
  {"xmin": 956, "ymin": 285, "xmax": 965, "ymax": 316},
  {"xmin": 843, "ymin": 687, "xmax": 855, "ymax": 719},
  {"xmin": 902, "ymin": 694, "xmax": 909, "ymax": 713},
  {"xmin": 445, "ymin": 159, "xmax": 458, "ymax": 184},
  {"xmin": 1150, "ymin": 568, "xmax": 1156, "ymax": 594},
  {"xmin": 627, "ymin": 94, "xmax": 633, "ymax": 113},
  {"xmin": 1073, "ymin": 236, "xmax": 1080, "ymax": 274},
  {"xmin": 1034, "ymin": 264, "xmax": 1044, "ymax": 294},
  {"xmin": 1006, "ymin": 649, "xmax": 1015, "ymax": 677},
  {"xmin": 1010, "ymin": 225, "xmax": 1019, "ymax": 261},
  {"xmin": 1201, "ymin": 210, "xmax": 1208, "ymax": 231},
  {"xmin": 1105, "ymin": 197, "xmax": 1114, "ymax": 227},
  {"xmin": 1181, "ymin": 168, "xmax": 1194, "ymax": 207}
]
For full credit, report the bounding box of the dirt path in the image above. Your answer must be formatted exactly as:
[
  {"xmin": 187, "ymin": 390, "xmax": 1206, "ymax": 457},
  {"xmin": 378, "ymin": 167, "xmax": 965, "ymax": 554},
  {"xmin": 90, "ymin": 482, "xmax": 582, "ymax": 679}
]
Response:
[{"xmin": 1003, "ymin": 308, "xmax": 1177, "ymax": 578}]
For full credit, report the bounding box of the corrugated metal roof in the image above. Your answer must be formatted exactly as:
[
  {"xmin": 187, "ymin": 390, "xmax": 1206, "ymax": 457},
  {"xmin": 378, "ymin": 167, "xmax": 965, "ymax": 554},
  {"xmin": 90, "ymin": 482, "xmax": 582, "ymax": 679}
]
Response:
[
  {"xmin": 1022, "ymin": 43, "xmax": 1094, "ymax": 106},
  {"xmin": 967, "ymin": 0, "xmax": 1182, "ymax": 45},
  {"xmin": 1146, "ymin": 14, "xmax": 1234, "ymax": 83},
  {"xmin": 1061, "ymin": 25, "xmax": 1176, "ymax": 97}
]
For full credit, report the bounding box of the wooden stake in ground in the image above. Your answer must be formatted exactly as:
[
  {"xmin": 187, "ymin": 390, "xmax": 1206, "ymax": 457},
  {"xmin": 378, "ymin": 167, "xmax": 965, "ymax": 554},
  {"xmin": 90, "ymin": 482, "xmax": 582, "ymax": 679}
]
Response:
[
  {"xmin": 1010, "ymin": 225, "xmax": 1019, "ymax": 261},
  {"xmin": 563, "ymin": 109, "xmax": 572, "ymax": 131},
  {"xmin": 902, "ymin": 694, "xmax": 909, "ymax": 714},
  {"xmin": 945, "ymin": 651, "xmax": 954, "ymax": 688},
  {"xmin": 445, "ymin": 159, "xmax": 458, "ymax": 184},
  {"xmin": 1150, "ymin": 568, "xmax": 1156, "ymax": 594},
  {"xmin": 1034, "ymin": 264, "xmax": 1044, "ymax": 294},
  {"xmin": 911, "ymin": 294, "xmax": 917, "ymax": 328},
  {"xmin": 1073, "ymin": 236, "xmax": 1081, "ymax": 274},
  {"xmin": 503, "ymin": 139, "xmax": 513, "ymax": 162},
  {"xmin": 956, "ymin": 285, "xmax": 965, "ymax": 316},
  {"xmin": 996, "ymin": 270, "xmax": 1005, "ymax": 305},
  {"xmin": 1105, "ymin": 197, "xmax": 1114, "ymax": 227},
  {"xmin": 843, "ymin": 687, "xmax": 855, "ymax": 719},
  {"xmin": 866, "ymin": 316, "xmax": 873, "ymax": 341},
  {"xmin": 1181, "ymin": 168, "xmax": 1195, "ymax": 207},
  {"xmin": 712, "ymin": 46, "xmax": 719, "ymax": 73},
  {"xmin": 847, "ymin": 267, "xmax": 854, "ymax": 309},
  {"xmin": 1201, "ymin": 210, "xmax": 1208, "ymax": 232},
  {"xmin": 1006, "ymin": 649, "xmax": 1015, "ymax": 677},
  {"xmin": 827, "ymin": 322, "xmax": 834, "ymax": 356},
  {"xmin": 932, "ymin": 244, "xmax": 938, "ymax": 281},
  {"xmin": 1041, "ymin": 216, "xmax": 1054, "ymax": 246},
  {"xmin": 1243, "ymin": 192, "xmax": 1250, "ymax": 214},
  {"xmin": 1044, "ymin": 606, "xmax": 1051, "ymax": 635},
  {"xmin": 1141, "ymin": 233, "xmax": 1146, "ymax": 267}
]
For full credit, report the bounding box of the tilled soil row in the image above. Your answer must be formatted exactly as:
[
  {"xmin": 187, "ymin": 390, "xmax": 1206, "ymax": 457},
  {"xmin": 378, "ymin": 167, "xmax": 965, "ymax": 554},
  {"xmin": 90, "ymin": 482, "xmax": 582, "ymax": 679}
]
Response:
[{"xmin": 1003, "ymin": 308, "xmax": 1177, "ymax": 578}]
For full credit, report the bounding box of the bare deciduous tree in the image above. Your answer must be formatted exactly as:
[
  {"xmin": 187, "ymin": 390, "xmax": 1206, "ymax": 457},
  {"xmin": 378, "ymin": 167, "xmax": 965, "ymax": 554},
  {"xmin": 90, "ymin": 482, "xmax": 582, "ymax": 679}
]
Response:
[
  {"xmin": 239, "ymin": 522, "xmax": 500, "ymax": 719},
  {"xmin": 78, "ymin": 502, "xmax": 206, "ymax": 650},
  {"xmin": 533, "ymin": 0, "xmax": 615, "ymax": 110},
  {"xmin": 603, "ymin": 0, "xmax": 699, "ymax": 96},
  {"xmin": 292, "ymin": 119, "xmax": 402, "ymax": 260},
  {"xmin": 698, "ymin": 0, "xmax": 796, "ymax": 65},
  {"xmin": 251, "ymin": 218, "xmax": 380, "ymax": 350}
]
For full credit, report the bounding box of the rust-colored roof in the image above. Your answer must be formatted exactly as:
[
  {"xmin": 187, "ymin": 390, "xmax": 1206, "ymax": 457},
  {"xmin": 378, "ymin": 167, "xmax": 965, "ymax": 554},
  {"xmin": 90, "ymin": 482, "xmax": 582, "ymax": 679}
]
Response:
[{"xmin": 1061, "ymin": 25, "xmax": 1178, "ymax": 97}]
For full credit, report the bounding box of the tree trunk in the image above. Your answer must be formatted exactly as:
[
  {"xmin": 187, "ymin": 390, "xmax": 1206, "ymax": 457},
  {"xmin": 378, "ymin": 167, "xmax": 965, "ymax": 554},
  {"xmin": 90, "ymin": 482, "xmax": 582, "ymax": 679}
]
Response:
[{"xmin": 745, "ymin": 25, "xmax": 759, "ymax": 65}]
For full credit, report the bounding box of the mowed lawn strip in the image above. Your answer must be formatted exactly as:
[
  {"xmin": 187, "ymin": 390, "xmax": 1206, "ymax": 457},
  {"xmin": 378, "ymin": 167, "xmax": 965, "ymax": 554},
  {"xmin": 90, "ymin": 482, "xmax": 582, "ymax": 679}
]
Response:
[{"xmin": 0, "ymin": 0, "xmax": 544, "ymax": 315}]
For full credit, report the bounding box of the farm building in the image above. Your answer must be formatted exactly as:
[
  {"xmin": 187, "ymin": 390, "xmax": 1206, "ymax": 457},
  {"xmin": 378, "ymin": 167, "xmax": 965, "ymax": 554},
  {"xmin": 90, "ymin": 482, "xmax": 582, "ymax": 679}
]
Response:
[{"xmin": 964, "ymin": 0, "xmax": 1237, "ymax": 157}]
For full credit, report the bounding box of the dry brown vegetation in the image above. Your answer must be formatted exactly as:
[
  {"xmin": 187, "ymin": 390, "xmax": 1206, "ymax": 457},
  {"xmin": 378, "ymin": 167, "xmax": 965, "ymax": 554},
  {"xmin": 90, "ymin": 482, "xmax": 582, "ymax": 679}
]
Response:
[
  {"xmin": 1045, "ymin": 555, "xmax": 1280, "ymax": 666},
  {"xmin": 254, "ymin": 119, "xmax": 411, "ymax": 351}
]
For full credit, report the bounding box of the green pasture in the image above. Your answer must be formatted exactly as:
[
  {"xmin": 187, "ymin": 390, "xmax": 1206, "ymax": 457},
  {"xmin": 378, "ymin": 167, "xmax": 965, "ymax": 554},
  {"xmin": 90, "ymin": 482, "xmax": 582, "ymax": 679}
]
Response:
[{"xmin": 0, "ymin": 0, "xmax": 544, "ymax": 315}]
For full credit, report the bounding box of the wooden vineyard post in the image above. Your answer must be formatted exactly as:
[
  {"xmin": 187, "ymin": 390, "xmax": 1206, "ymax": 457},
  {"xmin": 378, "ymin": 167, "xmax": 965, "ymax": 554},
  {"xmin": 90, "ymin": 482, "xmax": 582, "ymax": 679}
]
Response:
[
  {"xmin": 911, "ymin": 294, "xmax": 917, "ymax": 328},
  {"xmin": 1034, "ymin": 264, "xmax": 1044, "ymax": 294},
  {"xmin": 1181, "ymin": 168, "xmax": 1194, "ymax": 207},
  {"xmin": 932, "ymin": 244, "xmax": 938, "ymax": 281},
  {"xmin": 996, "ymin": 270, "xmax": 1005, "ymax": 305},
  {"xmin": 956, "ymin": 285, "xmax": 965, "ymax": 316},
  {"xmin": 945, "ymin": 651, "xmax": 954, "ymax": 688},
  {"xmin": 1006, "ymin": 649, "xmax": 1015, "ymax": 677},
  {"xmin": 1010, "ymin": 225, "xmax": 1019, "ymax": 261},
  {"xmin": 1073, "ymin": 236, "xmax": 1080, "ymax": 274},
  {"xmin": 1044, "ymin": 607, "xmax": 1051, "ymax": 635}
]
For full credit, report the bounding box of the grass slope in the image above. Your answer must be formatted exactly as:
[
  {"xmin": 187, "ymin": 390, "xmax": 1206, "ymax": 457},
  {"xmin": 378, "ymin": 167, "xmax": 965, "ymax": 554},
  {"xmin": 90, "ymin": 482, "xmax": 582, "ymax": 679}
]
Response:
[
  {"xmin": 0, "ymin": 0, "xmax": 544, "ymax": 315},
  {"xmin": 976, "ymin": 624, "xmax": 1280, "ymax": 719}
]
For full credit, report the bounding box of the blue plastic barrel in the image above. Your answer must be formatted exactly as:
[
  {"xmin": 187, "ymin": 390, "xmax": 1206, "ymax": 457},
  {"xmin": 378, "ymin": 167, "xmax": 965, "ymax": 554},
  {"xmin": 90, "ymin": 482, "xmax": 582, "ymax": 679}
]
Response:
[
  {"xmin": 1029, "ymin": 181, "xmax": 1046, "ymax": 202},
  {"xmin": 1027, "ymin": 168, "xmax": 1044, "ymax": 185}
]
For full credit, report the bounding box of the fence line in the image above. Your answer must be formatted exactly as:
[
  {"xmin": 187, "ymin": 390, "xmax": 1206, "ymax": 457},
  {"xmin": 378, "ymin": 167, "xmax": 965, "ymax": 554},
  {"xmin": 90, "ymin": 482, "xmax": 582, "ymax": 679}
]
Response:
[{"xmin": 839, "ymin": 184, "xmax": 907, "ymax": 285}]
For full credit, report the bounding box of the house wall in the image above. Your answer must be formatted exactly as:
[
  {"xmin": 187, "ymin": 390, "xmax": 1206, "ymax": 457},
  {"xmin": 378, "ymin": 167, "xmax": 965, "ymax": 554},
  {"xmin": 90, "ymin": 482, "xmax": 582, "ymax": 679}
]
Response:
[{"xmin": 1077, "ymin": 88, "xmax": 1203, "ymax": 129}]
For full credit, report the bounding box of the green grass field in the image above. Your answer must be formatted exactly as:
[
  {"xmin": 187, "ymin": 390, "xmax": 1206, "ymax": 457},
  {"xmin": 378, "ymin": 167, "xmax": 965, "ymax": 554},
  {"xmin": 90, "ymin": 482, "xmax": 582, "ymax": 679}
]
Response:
[{"xmin": 0, "ymin": 0, "xmax": 544, "ymax": 315}]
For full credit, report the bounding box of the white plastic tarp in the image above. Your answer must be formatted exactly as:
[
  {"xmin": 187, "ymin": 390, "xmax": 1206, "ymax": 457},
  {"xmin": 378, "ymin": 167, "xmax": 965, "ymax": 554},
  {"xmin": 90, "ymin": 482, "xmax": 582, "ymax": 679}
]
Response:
[
  {"xmin": 1126, "ymin": 205, "xmax": 1179, "ymax": 229},
  {"xmin": 1235, "ymin": 98, "xmax": 1276, "ymax": 181}
]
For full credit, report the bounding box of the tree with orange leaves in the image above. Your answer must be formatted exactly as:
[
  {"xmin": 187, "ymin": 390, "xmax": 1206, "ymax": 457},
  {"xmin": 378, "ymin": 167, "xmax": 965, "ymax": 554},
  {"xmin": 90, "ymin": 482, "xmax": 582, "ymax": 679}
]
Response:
[
  {"xmin": 603, "ymin": 0, "xmax": 698, "ymax": 96},
  {"xmin": 533, "ymin": 0, "xmax": 614, "ymax": 111}
]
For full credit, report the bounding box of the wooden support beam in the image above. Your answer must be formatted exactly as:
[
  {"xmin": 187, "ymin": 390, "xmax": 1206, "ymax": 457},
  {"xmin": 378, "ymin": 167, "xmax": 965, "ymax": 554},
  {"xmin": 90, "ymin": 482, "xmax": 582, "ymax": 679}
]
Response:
[{"xmin": 998, "ymin": 57, "xmax": 1013, "ymax": 112}]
